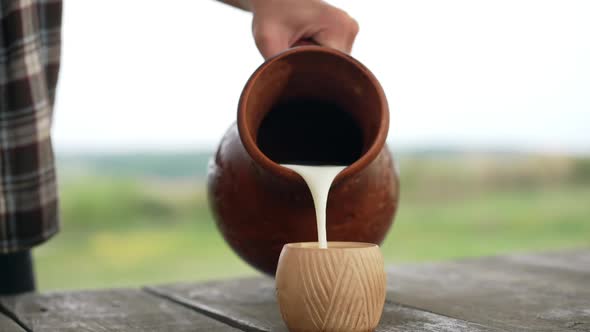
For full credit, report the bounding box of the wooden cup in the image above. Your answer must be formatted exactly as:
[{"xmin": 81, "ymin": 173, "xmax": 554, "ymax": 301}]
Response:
[{"xmin": 276, "ymin": 242, "xmax": 386, "ymax": 332}]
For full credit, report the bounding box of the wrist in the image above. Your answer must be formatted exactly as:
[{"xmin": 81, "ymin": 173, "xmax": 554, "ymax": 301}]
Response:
[
  {"xmin": 219, "ymin": 0, "xmax": 252, "ymax": 11},
  {"xmin": 246, "ymin": 0, "xmax": 265, "ymax": 13},
  {"xmin": 248, "ymin": 0, "xmax": 324, "ymax": 14},
  {"xmin": 239, "ymin": 0, "xmax": 253, "ymax": 11}
]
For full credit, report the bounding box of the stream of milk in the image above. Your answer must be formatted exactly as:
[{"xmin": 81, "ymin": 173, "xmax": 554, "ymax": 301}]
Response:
[{"xmin": 280, "ymin": 165, "xmax": 346, "ymax": 249}]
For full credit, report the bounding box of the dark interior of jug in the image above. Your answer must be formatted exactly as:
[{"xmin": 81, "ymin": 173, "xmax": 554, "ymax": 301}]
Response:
[
  {"xmin": 257, "ymin": 99, "xmax": 363, "ymax": 165},
  {"xmin": 243, "ymin": 49, "xmax": 383, "ymax": 167}
]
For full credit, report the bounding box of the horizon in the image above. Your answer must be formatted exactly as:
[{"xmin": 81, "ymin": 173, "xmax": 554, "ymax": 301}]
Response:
[{"xmin": 55, "ymin": 144, "xmax": 589, "ymax": 157}]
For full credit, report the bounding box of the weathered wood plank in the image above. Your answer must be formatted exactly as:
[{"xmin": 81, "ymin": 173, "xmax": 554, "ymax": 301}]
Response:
[
  {"xmin": 3, "ymin": 249, "xmax": 585, "ymax": 331},
  {"xmin": 0, "ymin": 289, "xmax": 240, "ymax": 331},
  {"xmin": 388, "ymin": 249, "xmax": 590, "ymax": 332},
  {"xmin": 147, "ymin": 277, "xmax": 499, "ymax": 332},
  {"xmin": 0, "ymin": 311, "xmax": 25, "ymax": 332},
  {"xmin": 378, "ymin": 302, "xmax": 502, "ymax": 332},
  {"xmin": 502, "ymin": 249, "xmax": 590, "ymax": 274}
]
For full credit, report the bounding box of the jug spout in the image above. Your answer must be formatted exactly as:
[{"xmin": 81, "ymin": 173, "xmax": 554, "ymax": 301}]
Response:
[
  {"xmin": 237, "ymin": 46, "xmax": 389, "ymax": 183},
  {"xmin": 208, "ymin": 46, "xmax": 399, "ymax": 275}
]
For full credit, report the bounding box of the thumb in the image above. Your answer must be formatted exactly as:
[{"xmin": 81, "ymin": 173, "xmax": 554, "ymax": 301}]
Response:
[
  {"xmin": 253, "ymin": 23, "xmax": 291, "ymax": 59},
  {"xmin": 312, "ymin": 28, "xmax": 356, "ymax": 54}
]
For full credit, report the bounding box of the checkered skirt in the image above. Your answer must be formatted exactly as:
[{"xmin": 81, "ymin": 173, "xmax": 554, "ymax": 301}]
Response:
[{"xmin": 0, "ymin": 0, "xmax": 62, "ymax": 253}]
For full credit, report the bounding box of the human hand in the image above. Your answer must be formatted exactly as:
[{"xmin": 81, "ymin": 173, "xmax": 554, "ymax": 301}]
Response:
[{"xmin": 247, "ymin": 0, "xmax": 359, "ymax": 59}]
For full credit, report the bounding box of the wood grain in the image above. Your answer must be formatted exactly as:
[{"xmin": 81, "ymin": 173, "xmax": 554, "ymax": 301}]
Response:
[
  {"xmin": 148, "ymin": 277, "xmax": 497, "ymax": 332},
  {"xmin": 378, "ymin": 302, "xmax": 503, "ymax": 332},
  {"xmin": 0, "ymin": 311, "xmax": 25, "ymax": 332},
  {"xmin": 3, "ymin": 249, "xmax": 586, "ymax": 332},
  {"xmin": 275, "ymin": 242, "xmax": 386, "ymax": 331},
  {"xmin": 388, "ymin": 249, "xmax": 590, "ymax": 332},
  {"xmin": 0, "ymin": 289, "xmax": 239, "ymax": 331},
  {"xmin": 499, "ymin": 249, "xmax": 590, "ymax": 274}
]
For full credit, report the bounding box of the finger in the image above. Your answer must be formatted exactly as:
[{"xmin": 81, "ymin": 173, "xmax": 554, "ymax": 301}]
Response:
[
  {"xmin": 312, "ymin": 16, "xmax": 359, "ymax": 53},
  {"xmin": 313, "ymin": 29, "xmax": 351, "ymax": 53},
  {"xmin": 253, "ymin": 24, "xmax": 291, "ymax": 59}
]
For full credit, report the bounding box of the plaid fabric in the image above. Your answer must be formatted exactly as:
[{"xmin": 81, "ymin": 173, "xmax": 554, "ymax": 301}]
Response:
[{"xmin": 0, "ymin": 0, "xmax": 62, "ymax": 253}]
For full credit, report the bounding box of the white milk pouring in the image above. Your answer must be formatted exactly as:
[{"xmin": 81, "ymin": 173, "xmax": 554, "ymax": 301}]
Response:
[{"xmin": 281, "ymin": 165, "xmax": 346, "ymax": 249}]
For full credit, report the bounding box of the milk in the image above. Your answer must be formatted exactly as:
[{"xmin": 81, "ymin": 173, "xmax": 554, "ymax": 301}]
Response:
[{"xmin": 281, "ymin": 165, "xmax": 346, "ymax": 249}]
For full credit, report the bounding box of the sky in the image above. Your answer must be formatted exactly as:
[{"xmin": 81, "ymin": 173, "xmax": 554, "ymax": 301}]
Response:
[{"xmin": 53, "ymin": 0, "xmax": 590, "ymax": 154}]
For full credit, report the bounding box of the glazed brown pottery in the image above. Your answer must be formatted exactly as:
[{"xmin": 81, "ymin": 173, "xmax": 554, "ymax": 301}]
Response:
[
  {"xmin": 276, "ymin": 242, "xmax": 386, "ymax": 332},
  {"xmin": 207, "ymin": 46, "xmax": 399, "ymax": 275}
]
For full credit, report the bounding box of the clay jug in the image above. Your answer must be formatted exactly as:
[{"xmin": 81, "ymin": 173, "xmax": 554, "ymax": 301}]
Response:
[{"xmin": 207, "ymin": 46, "xmax": 399, "ymax": 275}]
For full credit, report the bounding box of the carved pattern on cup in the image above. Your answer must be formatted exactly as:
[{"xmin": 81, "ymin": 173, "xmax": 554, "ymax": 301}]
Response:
[{"xmin": 277, "ymin": 243, "xmax": 386, "ymax": 332}]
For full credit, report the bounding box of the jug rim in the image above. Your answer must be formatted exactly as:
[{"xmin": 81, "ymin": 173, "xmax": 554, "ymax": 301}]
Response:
[{"xmin": 237, "ymin": 45, "xmax": 389, "ymax": 183}]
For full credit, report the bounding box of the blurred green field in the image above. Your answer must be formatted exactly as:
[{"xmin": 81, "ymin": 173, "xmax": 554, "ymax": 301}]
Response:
[{"xmin": 35, "ymin": 152, "xmax": 590, "ymax": 291}]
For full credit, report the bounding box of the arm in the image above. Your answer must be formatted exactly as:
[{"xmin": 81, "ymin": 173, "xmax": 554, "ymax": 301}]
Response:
[{"xmin": 216, "ymin": 0, "xmax": 359, "ymax": 58}]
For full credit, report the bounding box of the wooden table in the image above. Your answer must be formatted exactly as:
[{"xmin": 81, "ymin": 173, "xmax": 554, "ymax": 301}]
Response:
[{"xmin": 1, "ymin": 249, "xmax": 588, "ymax": 331}]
